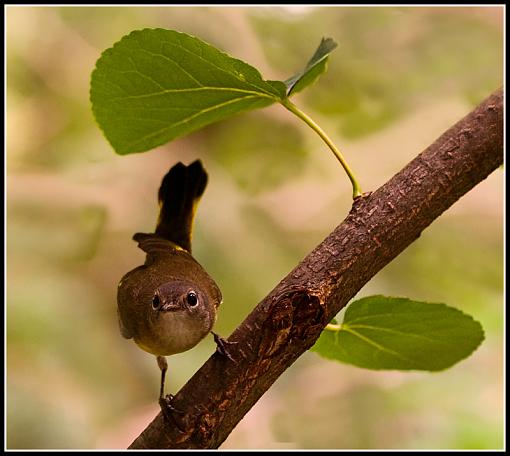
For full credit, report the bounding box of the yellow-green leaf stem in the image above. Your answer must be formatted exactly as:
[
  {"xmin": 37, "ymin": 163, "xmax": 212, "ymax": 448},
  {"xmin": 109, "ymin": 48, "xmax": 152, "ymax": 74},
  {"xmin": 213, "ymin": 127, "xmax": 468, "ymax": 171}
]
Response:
[
  {"xmin": 325, "ymin": 323, "xmax": 342, "ymax": 332},
  {"xmin": 281, "ymin": 98, "xmax": 363, "ymax": 199}
]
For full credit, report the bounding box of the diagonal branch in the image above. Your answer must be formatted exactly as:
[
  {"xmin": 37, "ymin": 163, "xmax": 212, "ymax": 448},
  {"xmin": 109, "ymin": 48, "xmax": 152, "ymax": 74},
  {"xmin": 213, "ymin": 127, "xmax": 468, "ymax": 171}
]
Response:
[{"xmin": 129, "ymin": 88, "xmax": 503, "ymax": 449}]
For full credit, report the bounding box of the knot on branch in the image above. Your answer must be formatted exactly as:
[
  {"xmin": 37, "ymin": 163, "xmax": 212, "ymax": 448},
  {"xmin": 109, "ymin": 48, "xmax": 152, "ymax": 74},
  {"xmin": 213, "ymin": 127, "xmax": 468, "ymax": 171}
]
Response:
[{"xmin": 259, "ymin": 287, "xmax": 326, "ymax": 361}]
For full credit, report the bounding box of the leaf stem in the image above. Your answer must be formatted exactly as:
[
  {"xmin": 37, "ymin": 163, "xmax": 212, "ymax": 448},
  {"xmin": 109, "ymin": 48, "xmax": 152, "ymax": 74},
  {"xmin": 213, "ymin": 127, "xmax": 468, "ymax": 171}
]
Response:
[
  {"xmin": 280, "ymin": 98, "xmax": 363, "ymax": 199},
  {"xmin": 325, "ymin": 323, "xmax": 343, "ymax": 332}
]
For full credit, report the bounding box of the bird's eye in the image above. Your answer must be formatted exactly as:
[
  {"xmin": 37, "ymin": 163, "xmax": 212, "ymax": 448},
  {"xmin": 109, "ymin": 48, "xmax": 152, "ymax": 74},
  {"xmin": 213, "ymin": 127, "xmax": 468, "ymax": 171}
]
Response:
[
  {"xmin": 152, "ymin": 294, "xmax": 161, "ymax": 309},
  {"xmin": 186, "ymin": 291, "xmax": 198, "ymax": 307}
]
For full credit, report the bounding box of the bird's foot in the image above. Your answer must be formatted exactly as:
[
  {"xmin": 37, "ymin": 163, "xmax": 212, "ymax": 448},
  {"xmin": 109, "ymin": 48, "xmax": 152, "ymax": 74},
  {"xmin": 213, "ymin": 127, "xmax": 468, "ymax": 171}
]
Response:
[
  {"xmin": 159, "ymin": 393, "xmax": 185, "ymax": 416},
  {"xmin": 212, "ymin": 331, "xmax": 237, "ymax": 363},
  {"xmin": 159, "ymin": 394, "xmax": 186, "ymax": 432}
]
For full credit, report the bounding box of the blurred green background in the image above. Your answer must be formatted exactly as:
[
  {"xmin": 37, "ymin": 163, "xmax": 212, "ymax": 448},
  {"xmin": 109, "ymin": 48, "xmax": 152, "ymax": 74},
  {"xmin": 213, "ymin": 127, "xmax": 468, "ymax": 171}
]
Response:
[{"xmin": 6, "ymin": 6, "xmax": 503, "ymax": 450}]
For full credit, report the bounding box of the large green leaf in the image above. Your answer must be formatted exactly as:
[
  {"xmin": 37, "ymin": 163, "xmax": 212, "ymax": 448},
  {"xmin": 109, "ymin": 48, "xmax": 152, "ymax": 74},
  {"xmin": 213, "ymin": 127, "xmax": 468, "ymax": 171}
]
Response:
[
  {"xmin": 90, "ymin": 28, "xmax": 287, "ymax": 154},
  {"xmin": 284, "ymin": 37, "xmax": 337, "ymax": 97},
  {"xmin": 311, "ymin": 296, "xmax": 484, "ymax": 371}
]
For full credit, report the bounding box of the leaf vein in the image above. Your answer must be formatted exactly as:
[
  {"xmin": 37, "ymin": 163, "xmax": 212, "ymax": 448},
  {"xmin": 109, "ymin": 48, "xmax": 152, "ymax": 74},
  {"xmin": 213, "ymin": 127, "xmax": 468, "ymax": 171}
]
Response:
[
  {"xmin": 92, "ymin": 78, "xmax": 130, "ymax": 97},
  {"xmin": 113, "ymin": 68, "xmax": 169, "ymax": 91},
  {"xmin": 154, "ymin": 40, "xmax": 277, "ymax": 97},
  {"xmin": 127, "ymin": 94, "xmax": 263, "ymax": 149},
  {"xmin": 106, "ymin": 86, "xmax": 273, "ymax": 103},
  {"xmin": 347, "ymin": 311, "xmax": 441, "ymax": 325},
  {"xmin": 347, "ymin": 324, "xmax": 447, "ymax": 345},
  {"xmin": 341, "ymin": 326, "xmax": 420, "ymax": 366},
  {"xmin": 135, "ymin": 47, "xmax": 204, "ymax": 87}
]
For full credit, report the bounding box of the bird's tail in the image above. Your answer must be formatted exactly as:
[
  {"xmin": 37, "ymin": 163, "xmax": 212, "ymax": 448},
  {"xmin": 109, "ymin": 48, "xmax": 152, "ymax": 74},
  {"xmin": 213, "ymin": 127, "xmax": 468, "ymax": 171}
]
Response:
[{"xmin": 155, "ymin": 160, "xmax": 208, "ymax": 253}]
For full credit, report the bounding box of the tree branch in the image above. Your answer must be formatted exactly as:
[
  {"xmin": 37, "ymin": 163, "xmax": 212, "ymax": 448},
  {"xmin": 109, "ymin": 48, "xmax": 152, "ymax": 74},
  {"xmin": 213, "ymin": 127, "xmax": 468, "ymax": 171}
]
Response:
[{"xmin": 129, "ymin": 88, "xmax": 503, "ymax": 449}]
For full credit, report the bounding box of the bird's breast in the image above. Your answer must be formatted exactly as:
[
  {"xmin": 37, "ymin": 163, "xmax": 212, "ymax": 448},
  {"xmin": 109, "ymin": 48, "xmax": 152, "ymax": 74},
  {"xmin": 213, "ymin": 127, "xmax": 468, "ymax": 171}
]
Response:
[{"xmin": 134, "ymin": 310, "xmax": 214, "ymax": 356}]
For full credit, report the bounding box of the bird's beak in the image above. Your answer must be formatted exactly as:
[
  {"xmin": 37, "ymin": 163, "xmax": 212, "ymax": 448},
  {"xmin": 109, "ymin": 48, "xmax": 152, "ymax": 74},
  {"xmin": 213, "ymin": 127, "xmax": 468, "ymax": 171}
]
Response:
[{"xmin": 161, "ymin": 301, "xmax": 181, "ymax": 312}]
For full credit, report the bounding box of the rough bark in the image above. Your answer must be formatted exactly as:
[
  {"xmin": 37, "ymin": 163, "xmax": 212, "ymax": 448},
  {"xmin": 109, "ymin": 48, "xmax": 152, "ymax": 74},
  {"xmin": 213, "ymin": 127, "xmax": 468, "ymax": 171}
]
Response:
[{"xmin": 129, "ymin": 88, "xmax": 503, "ymax": 449}]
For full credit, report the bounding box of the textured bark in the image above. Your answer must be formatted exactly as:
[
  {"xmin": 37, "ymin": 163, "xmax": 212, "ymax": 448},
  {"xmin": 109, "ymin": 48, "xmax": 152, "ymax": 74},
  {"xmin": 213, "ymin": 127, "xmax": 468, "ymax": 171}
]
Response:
[{"xmin": 129, "ymin": 88, "xmax": 503, "ymax": 449}]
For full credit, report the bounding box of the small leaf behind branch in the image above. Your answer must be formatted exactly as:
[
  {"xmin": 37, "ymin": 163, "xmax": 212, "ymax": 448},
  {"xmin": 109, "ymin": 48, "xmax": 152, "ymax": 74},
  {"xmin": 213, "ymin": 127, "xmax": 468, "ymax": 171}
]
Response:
[
  {"xmin": 285, "ymin": 37, "xmax": 338, "ymax": 97},
  {"xmin": 311, "ymin": 296, "xmax": 484, "ymax": 371},
  {"xmin": 90, "ymin": 28, "xmax": 286, "ymax": 155}
]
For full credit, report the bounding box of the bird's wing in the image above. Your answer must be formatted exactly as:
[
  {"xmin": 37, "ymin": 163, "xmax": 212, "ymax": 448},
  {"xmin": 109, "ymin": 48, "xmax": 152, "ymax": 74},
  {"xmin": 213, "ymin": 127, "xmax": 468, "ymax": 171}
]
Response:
[
  {"xmin": 117, "ymin": 306, "xmax": 133, "ymax": 339},
  {"xmin": 133, "ymin": 232, "xmax": 184, "ymax": 265}
]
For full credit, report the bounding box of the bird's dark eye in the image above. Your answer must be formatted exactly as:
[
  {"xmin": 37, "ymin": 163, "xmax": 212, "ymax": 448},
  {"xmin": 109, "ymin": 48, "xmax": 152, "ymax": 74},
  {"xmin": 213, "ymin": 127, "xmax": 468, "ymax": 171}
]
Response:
[
  {"xmin": 186, "ymin": 291, "xmax": 198, "ymax": 307},
  {"xmin": 152, "ymin": 294, "xmax": 160, "ymax": 309}
]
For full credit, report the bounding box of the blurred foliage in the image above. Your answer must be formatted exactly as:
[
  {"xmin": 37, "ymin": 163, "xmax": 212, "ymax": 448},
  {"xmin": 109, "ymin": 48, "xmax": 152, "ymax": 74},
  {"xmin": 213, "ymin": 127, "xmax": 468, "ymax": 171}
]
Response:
[
  {"xmin": 6, "ymin": 5, "xmax": 503, "ymax": 450},
  {"xmin": 250, "ymin": 7, "xmax": 503, "ymax": 138},
  {"xmin": 208, "ymin": 112, "xmax": 308, "ymax": 195},
  {"xmin": 8, "ymin": 203, "xmax": 106, "ymax": 262}
]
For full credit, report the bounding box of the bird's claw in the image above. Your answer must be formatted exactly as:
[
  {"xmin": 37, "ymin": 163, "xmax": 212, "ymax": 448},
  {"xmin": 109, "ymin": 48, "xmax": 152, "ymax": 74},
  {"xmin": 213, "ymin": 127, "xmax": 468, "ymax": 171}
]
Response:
[
  {"xmin": 212, "ymin": 331, "xmax": 237, "ymax": 363},
  {"xmin": 159, "ymin": 393, "xmax": 185, "ymax": 414},
  {"xmin": 159, "ymin": 394, "xmax": 186, "ymax": 432}
]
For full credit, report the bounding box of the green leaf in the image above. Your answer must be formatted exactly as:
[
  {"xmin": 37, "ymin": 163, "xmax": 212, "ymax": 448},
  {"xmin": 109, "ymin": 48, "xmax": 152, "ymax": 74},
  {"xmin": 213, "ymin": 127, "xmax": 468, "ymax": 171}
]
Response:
[
  {"xmin": 284, "ymin": 37, "xmax": 338, "ymax": 97},
  {"xmin": 90, "ymin": 28, "xmax": 287, "ymax": 154},
  {"xmin": 311, "ymin": 296, "xmax": 484, "ymax": 371}
]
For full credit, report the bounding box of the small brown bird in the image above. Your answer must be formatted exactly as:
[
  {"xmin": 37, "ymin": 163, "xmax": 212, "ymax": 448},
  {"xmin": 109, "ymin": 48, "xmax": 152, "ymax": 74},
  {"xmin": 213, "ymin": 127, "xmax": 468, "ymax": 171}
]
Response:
[{"xmin": 117, "ymin": 160, "xmax": 228, "ymax": 415}]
